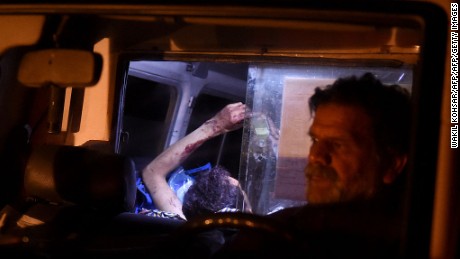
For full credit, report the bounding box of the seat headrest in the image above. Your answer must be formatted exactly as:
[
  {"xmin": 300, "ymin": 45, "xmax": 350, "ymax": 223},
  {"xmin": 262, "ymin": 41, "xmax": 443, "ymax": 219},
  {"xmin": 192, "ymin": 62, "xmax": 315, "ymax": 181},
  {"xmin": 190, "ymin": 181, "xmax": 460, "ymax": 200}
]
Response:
[{"xmin": 24, "ymin": 145, "xmax": 136, "ymax": 213}]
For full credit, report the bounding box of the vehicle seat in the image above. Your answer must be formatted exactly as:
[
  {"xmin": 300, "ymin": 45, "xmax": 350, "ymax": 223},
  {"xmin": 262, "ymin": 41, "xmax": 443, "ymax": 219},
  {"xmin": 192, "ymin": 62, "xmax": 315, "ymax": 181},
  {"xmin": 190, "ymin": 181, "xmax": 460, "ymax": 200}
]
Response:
[
  {"xmin": 23, "ymin": 144, "xmax": 136, "ymax": 213},
  {"xmin": 0, "ymin": 144, "xmax": 137, "ymax": 257}
]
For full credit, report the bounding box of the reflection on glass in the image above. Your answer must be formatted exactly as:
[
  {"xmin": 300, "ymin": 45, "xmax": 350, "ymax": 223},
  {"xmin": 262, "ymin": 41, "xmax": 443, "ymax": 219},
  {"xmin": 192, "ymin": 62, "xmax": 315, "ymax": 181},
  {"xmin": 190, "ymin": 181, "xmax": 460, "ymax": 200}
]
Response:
[{"xmin": 239, "ymin": 63, "xmax": 413, "ymax": 215}]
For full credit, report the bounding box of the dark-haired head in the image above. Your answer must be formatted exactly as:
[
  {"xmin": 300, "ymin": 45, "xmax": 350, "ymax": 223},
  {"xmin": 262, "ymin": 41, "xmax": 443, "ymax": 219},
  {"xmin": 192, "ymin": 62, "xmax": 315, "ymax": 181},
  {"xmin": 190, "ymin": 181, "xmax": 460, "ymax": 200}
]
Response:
[
  {"xmin": 182, "ymin": 166, "xmax": 244, "ymax": 220},
  {"xmin": 309, "ymin": 72, "xmax": 411, "ymax": 169},
  {"xmin": 305, "ymin": 73, "xmax": 411, "ymax": 204}
]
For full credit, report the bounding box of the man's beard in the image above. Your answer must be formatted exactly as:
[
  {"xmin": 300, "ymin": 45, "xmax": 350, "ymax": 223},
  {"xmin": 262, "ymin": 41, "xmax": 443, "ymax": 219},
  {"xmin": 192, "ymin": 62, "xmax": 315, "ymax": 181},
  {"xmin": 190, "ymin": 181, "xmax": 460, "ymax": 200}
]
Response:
[
  {"xmin": 305, "ymin": 162, "xmax": 379, "ymax": 204},
  {"xmin": 305, "ymin": 163, "xmax": 343, "ymax": 204}
]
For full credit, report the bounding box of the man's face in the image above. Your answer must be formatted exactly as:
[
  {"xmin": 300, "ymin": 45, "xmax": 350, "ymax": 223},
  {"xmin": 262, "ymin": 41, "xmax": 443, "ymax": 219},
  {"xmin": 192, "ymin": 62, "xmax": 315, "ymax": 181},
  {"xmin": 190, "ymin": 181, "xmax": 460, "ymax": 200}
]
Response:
[{"xmin": 305, "ymin": 103, "xmax": 381, "ymax": 204}]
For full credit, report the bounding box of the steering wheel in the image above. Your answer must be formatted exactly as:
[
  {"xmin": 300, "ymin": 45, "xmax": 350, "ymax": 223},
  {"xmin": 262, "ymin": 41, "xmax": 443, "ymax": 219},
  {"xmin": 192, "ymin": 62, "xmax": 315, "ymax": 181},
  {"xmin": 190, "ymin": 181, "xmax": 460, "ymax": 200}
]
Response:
[{"xmin": 169, "ymin": 212, "xmax": 298, "ymax": 258}]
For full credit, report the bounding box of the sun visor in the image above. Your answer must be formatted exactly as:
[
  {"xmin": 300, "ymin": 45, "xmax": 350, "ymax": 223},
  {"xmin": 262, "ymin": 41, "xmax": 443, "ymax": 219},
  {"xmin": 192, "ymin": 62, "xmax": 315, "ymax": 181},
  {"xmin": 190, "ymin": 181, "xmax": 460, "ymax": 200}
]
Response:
[{"xmin": 0, "ymin": 15, "xmax": 44, "ymax": 55}]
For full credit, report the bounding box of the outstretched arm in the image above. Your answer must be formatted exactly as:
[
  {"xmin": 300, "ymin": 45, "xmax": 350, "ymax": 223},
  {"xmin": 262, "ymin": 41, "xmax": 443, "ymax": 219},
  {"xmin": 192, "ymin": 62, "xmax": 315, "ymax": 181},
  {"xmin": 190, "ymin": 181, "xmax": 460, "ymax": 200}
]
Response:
[{"xmin": 142, "ymin": 102, "xmax": 247, "ymax": 219}]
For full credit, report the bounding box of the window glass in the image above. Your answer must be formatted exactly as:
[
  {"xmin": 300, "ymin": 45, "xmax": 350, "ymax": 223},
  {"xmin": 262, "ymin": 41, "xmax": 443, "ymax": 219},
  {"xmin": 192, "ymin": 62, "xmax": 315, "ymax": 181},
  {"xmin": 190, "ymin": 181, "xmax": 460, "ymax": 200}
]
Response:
[
  {"xmin": 240, "ymin": 64, "xmax": 413, "ymax": 214},
  {"xmin": 121, "ymin": 75, "xmax": 177, "ymax": 170},
  {"xmin": 122, "ymin": 60, "xmax": 414, "ymax": 216}
]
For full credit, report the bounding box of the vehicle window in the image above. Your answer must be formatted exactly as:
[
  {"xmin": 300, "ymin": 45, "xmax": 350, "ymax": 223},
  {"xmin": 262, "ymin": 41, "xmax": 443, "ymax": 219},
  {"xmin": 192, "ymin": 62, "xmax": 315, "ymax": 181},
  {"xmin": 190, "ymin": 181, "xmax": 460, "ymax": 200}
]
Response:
[
  {"xmin": 123, "ymin": 60, "xmax": 414, "ymax": 215},
  {"xmin": 121, "ymin": 75, "xmax": 177, "ymax": 170}
]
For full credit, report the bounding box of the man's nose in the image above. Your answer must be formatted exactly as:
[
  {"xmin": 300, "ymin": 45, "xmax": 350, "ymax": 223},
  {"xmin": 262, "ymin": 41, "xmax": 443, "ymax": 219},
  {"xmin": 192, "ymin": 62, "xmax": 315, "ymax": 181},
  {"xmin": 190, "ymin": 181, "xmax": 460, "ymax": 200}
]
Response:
[{"xmin": 308, "ymin": 142, "xmax": 331, "ymax": 165}]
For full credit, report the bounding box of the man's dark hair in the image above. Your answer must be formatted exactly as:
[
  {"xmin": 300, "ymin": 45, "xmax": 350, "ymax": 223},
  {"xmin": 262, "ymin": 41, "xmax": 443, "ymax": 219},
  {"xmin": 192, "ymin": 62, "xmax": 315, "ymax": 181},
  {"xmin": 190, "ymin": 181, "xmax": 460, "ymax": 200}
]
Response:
[
  {"xmin": 182, "ymin": 166, "xmax": 243, "ymax": 219},
  {"xmin": 309, "ymin": 72, "xmax": 411, "ymax": 166}
]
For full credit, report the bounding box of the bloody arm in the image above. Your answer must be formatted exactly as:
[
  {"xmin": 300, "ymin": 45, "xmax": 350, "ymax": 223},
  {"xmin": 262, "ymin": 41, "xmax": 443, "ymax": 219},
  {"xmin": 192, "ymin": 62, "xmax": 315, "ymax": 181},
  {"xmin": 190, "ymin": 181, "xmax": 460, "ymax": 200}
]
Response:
[{"xmin": 141, "ymin": 102, "xmax": 247, "ymax": 219}]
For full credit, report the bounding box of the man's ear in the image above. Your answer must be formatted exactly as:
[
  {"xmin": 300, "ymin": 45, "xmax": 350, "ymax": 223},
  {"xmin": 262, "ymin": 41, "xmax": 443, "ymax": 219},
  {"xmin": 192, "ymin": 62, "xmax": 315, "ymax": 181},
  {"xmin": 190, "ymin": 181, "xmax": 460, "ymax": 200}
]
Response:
[{"xmin": 382, "ymin": 154, "xmax": 408, "ymax": 184}]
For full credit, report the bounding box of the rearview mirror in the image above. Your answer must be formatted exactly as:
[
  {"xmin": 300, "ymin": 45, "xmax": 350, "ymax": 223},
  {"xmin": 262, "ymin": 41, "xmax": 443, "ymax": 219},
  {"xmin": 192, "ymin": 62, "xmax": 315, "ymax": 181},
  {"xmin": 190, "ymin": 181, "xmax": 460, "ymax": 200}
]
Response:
[{"xmin": 17, "ymin": 49, "xmax": 102, "ymax": 88}]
